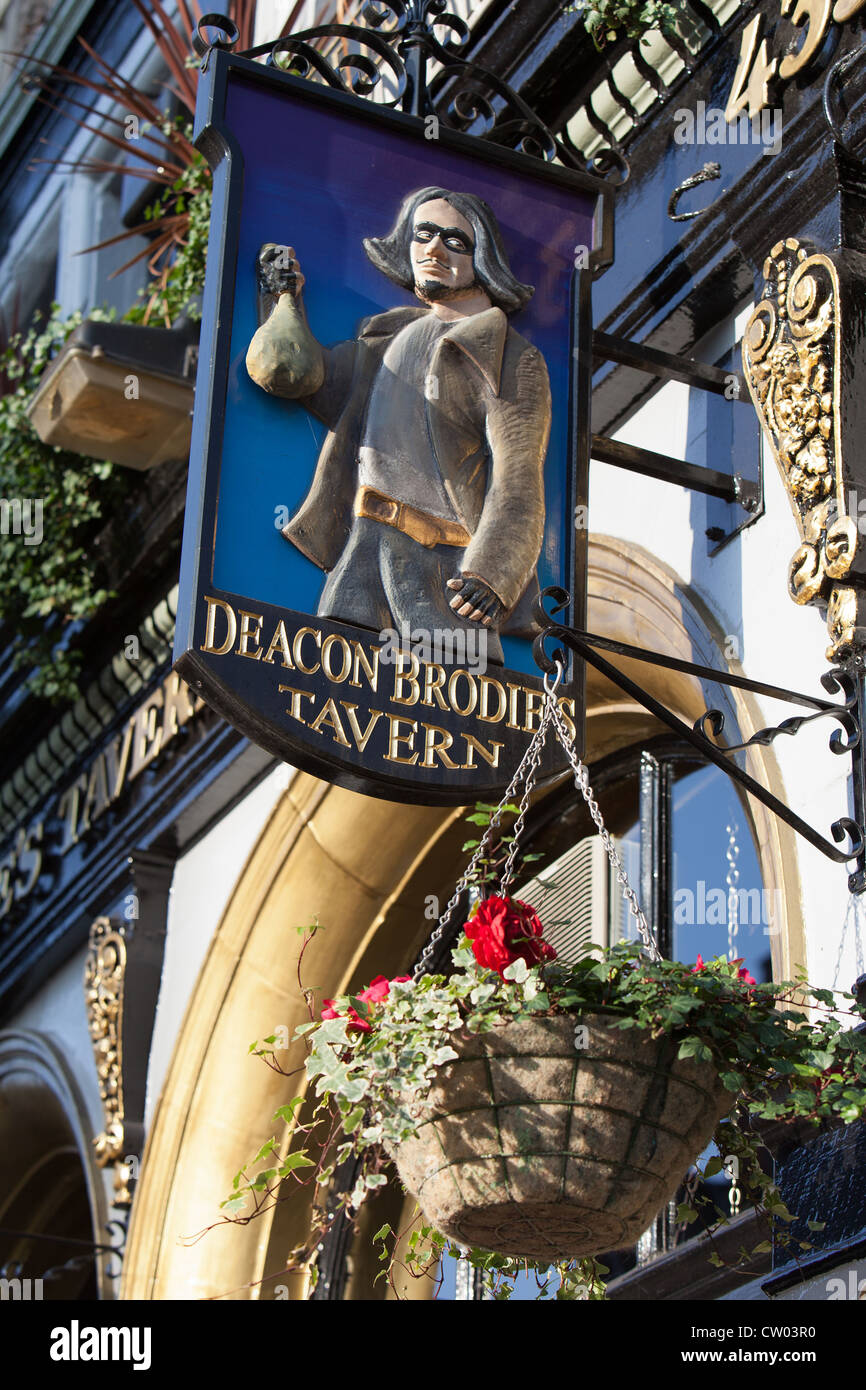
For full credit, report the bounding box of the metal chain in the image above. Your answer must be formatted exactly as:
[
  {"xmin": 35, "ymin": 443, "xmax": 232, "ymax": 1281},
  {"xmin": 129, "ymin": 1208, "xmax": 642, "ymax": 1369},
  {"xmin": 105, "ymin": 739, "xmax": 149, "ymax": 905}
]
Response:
[
  {"xmin": 545, "ymin": 682, "xmax": 661, "ymax": 962},
  {"xmin": 413, "ymin": 691, "xmax": 559, "ymax": 979},
  {"xmin": 726, "ymin": 820, "xmax": 740, "ymax": 963},
  {"xmin": 415, "ymin": 660, "xmax": 660, "ymax": 976}
]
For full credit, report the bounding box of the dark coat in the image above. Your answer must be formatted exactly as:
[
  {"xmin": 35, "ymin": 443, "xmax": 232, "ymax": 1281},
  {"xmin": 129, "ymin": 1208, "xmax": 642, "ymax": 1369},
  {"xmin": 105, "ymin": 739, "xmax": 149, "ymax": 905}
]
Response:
[{"xmin": 246, "ymin": 297, "xmax": 551, "ymax": 629}]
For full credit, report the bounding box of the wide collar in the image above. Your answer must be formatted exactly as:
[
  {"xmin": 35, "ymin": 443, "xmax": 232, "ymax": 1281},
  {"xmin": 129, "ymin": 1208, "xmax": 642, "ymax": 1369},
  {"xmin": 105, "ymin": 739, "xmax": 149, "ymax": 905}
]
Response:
[{"xmin": 359, "ymin": 304, "xmax": 509, "ymax": 397}]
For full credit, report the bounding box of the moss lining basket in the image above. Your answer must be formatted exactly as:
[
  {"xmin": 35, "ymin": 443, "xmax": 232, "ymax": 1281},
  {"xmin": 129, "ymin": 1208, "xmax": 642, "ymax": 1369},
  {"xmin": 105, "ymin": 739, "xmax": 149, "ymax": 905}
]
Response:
[{"xmin": 389, "ymin": 1012, "xmax": 733, "ymax": 1260}]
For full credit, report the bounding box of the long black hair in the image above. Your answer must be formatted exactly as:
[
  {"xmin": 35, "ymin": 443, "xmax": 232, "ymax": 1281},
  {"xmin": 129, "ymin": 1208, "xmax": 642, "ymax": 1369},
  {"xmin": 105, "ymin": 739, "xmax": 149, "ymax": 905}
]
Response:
[{"xmin": 363, "ymin": 186, "xmax": 534, "ymax": 315}]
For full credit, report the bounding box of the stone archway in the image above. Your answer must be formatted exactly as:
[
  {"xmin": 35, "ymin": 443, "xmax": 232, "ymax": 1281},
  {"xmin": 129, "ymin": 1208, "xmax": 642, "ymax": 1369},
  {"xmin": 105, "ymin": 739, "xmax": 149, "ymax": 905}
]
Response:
[
  {"xmin": 121, "ymin": 534, "xmax": 802, "ymax": 1300},
  {"xmin": 0, "ymin": 1031, "xmax": 111, "ymax": 1298}
]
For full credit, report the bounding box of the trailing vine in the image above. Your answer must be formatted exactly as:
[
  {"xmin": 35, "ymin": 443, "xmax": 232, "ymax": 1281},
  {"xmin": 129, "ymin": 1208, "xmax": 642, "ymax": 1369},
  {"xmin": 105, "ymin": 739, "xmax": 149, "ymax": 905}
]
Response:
[{"xmin": 0, "ymin": 307, "xmax": 127, "ymax": 701}]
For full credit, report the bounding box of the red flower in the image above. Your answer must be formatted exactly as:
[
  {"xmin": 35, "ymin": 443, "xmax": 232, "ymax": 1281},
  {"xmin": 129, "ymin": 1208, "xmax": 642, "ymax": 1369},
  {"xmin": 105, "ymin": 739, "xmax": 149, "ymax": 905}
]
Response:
[
  {"xmin": 691, "ymin": 954, "xmax": 755, "ymax": 987},
  {"xmin": 465, "ymin": 895, "xmax": 556, "ymax": 979},
  {"xmin": 320, "ymin": 999, "xmax": 371, "ymax": 1034},
  {"xmin": 733, "ymin": 959, "xmax": 757, "ymax": 988},
  {"xmin": 358, "ymin": 974, "xmax": 410, "ymax": 1006},
  {"xmin": 320, "ymin": 974, "xmax": 411, "ymax": 1032}
]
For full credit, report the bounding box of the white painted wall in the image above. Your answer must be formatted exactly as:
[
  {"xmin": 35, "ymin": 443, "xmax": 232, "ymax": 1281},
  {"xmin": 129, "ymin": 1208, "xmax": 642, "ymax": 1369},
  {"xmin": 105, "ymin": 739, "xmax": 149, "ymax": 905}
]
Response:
[
  {"xmin": 144, "ymin": 761, "xmax": 294, "ymax": 1126},
  {"xmin": 6, "ymin": 942, "xmax": 103, "ymax": 1137}
]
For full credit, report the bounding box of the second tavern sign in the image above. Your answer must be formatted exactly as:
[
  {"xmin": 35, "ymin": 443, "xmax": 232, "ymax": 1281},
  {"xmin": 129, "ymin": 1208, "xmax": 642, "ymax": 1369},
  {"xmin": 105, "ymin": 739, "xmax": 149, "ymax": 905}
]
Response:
[{"xmin": 175, "ymin": 45, "xmax": 610, "ymax": 803}]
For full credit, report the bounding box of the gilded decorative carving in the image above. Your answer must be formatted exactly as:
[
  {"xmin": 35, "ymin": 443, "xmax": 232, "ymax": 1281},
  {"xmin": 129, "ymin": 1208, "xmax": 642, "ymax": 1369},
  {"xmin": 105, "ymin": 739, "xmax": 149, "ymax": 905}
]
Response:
[
  {"xmin": 743, "ymin": 236, "xmax": 866, "ymax": 657},
  {"xmin": 84, "ymin": 915, "xmax": 132, "ymax": 1205}
]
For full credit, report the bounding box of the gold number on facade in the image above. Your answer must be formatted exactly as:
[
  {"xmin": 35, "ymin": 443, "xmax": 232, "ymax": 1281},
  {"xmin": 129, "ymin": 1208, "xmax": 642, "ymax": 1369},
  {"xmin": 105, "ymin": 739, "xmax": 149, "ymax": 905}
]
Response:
[
  {"xmin": 832, "ymin": 0, "xmax": 866, "ymax": 22},
  {"xmin": 779, "ymin": 0, "xmax": 833, "ymax": 80},
  {"xmin": 725, "ymin": 15, "xmax": 779, "ymax": 124}
]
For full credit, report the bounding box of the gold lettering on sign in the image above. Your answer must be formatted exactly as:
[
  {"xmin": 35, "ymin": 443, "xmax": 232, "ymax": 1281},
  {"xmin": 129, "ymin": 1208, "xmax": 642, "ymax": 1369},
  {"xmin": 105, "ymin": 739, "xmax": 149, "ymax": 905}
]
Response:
[
  {"xmin": 309, "ymin": 697, "xmax": 351, "ymax": 746},
  {"xmin": 447, "ymin": 669, "xmax": 477, "ymax": 717},
  {"xmin": 523, "ymin": 689, "xmax": 544, "ymax": 733},
  {"xmin": 422, "ymin": 662, "xmax": 448, "ymax": 710},
  {"xmin": 279, "ymin": 684, "xmax": 316, "ymax": 724},
  {"xmin": 292, "ymin": 627, "xmax": 322, "ymax": 675},
  {"xmin": 478, "ymin": 675, "xmax": 506, "ymax": 723},
  {"xmin": 80, "ymin": 756, "xmax": 111, "ymax": 834},
  {"xmin": 341, "ymin": 702, "xmax": 384, "ymax": 753},
  {"xmin": 14, "ymin": 821, "xmax": 43, "ymax": 899},
  {"xmin": 1, "ymin": 668, "xmax": 206, "ymax": 920},
  {"xmin": 392, "ymin": 652, "xmax": 421, "ymax": 706},
  {"xmin": 262, "ymin": 619, "xmax": 295, "ymax": 668},
  {"xmin": 237, "ymin": 609, "xmax": 264, "ymax": 660},
  {"xmin": 321, "ymin": 634, "xmax": 352, "ymax": 684},
  {"xmin": 385, "ymin": 714, "xmax": 419, "ymax": 764},
  {"xmin": 127, "ymin": 687, "xmax": 165, "ymax": 782},
  {"xmin": 57, "ymin": 775, "xmax": 87, "ymax": 853},
  {"xmin": 349, "ymin": 640, "xmax": 379, "ymax": 692},
  {"xmin": 103, "ymin": 719, "xmax": 135, "ymax": 802},
  {"xmin": 506, "ymin": 683, "xmax": 522, "ymax": 730},
  {"xmin": 201, "ymin": 594, "xmax": 237, "ymax": 654},
  {"xmin": 557, "ymin": 697, "xmax": 577, "ymax": 743},
  {"xmin": 421, "ymin": 723, "xmax": 459, "ymax": 770},
  {"xmin": 161, "ymin": 670, "xmax": 197, "ymax": 740},
  {"xmin": 461, "ymin": 734, "xmax": 503, "ymax": 769},
  {"xmin": 192, "ymin": 593, "xmax": 576, "ymax": 782}
]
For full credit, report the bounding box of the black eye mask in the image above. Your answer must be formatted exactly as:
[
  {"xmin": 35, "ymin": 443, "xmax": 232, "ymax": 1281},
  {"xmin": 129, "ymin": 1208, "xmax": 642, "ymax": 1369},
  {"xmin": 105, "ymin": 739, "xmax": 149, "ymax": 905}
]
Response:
[{"xmin": 412, "ymin": 222, "xmax": 475, "ymax": 255}]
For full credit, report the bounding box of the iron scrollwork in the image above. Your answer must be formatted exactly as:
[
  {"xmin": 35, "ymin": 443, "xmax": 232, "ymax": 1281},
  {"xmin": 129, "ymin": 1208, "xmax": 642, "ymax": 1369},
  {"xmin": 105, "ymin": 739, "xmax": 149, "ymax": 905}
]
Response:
[
  {"xmin": 534, "ymin": 587, "xmax": 866, "ymax": 892},
  {"xmin": 193, "ymin": 5, "xmax": 626, "ymax": 185}
]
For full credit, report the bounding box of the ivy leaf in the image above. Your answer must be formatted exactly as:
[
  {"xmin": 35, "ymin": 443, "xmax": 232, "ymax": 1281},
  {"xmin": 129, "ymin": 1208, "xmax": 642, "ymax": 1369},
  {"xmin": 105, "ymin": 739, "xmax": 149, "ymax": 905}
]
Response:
[{"xmin": 278, "ymin": 1153, "xmax": 316, "ymax": 1176}]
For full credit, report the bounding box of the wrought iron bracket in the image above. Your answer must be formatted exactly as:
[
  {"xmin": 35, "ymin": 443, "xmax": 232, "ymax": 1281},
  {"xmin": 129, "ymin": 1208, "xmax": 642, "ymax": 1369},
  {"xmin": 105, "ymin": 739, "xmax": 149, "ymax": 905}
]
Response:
[
  {"xmin": 589, "ymin": 321, "xmax": 763, "ymax": 550},
  {"xmin": 533, "ymin": 587, "xmax": 866, "ymax": 893}
]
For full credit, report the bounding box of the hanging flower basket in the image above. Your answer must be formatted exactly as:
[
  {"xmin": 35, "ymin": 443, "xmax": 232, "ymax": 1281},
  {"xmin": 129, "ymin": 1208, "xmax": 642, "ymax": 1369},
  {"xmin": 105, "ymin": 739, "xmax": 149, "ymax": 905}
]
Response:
[
  {"xmin": 388, "ymin": 1011, "xmax": 732, "ymax": 1260},
  {"xmin": 233, "ymin": 669, "xmax": 866, "ymax": 1298}
]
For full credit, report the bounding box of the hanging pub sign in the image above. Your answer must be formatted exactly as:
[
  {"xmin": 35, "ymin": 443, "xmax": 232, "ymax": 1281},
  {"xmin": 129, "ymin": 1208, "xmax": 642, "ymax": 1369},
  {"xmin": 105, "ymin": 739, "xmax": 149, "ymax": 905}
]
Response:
[{"xmin": 174, "ymin": 41, "xmax": 611, "ymax": 803}]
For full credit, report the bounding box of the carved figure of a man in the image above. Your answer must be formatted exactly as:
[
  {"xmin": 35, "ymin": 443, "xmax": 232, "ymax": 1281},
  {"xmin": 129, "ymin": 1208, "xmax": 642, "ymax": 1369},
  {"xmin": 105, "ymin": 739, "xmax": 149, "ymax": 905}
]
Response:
[{"xmin": 246, "ymin": 186, "xmax": 551, "ymax": 664}]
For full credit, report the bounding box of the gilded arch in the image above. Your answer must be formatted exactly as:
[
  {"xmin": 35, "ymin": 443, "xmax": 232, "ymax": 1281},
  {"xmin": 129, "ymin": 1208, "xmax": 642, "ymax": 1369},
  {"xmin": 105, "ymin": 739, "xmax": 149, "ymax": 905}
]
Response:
[{"xmin": 121, "ymin": 534, "xmax": 802, "ymax": 1300}]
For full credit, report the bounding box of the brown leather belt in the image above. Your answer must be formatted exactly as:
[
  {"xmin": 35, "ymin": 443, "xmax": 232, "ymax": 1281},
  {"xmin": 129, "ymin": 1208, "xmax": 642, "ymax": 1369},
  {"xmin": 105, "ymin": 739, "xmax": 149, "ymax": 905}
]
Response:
[{"xmin": 354, "ymin": 485, "xmax": 471, "ymax": 549}]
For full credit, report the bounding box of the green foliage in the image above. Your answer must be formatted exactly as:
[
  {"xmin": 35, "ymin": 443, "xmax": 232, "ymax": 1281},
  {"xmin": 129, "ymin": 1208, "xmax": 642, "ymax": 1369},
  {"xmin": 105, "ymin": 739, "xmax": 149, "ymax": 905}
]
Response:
[
  {"xmin": 231, "ymin": 926, "xmax": 866, "ymax": 1300},
  {"xmin": 0, "ymin": 306, "xmax": 127, "ymax": 701},
  {"xmin": 566, "ymin": 0, "xmax": 687, "ymax": 48},
  {"xmin": 1, "ymin": 128, "xmax": 213, "ymax": 704},
  {"xmin": 124, "ymin": 150, "xmax": 212, "ymax": 328}
]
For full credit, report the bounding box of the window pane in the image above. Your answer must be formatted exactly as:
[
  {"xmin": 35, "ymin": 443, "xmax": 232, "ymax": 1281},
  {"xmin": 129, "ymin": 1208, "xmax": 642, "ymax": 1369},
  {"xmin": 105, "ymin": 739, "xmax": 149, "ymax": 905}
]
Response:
[{"xmin": 671, "ymin": 765, "xmax": 771, "ymax": 982}]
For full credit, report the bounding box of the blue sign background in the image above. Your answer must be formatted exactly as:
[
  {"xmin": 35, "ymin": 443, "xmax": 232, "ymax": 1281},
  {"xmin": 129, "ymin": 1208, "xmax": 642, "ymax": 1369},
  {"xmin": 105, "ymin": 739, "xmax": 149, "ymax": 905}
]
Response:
[{"xmin": 212, "ymin": 73, "xmax": 594, "ymax": 677}]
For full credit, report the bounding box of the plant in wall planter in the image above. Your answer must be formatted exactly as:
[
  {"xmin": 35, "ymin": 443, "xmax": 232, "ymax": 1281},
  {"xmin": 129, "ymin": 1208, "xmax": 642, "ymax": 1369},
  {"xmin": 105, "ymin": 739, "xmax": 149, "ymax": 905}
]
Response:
[
  {"xmin": 228, "ymin": 687, "xmax": 866, "ymax": 1298},
  {"xmin": 565, "ymin": 0, "xmax": 697, "ymax": 50}
]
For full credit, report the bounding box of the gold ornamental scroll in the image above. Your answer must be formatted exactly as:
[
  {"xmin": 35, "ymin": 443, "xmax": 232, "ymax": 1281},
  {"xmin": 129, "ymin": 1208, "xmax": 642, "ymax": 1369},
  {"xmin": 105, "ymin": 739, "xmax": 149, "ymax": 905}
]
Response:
[
  {"xmin": 84, "ymin": 915, "xmax": 133, "ymax": 1206},
  {"xmin": 742, "ymin": 237, "xmax": 866, "ymax": 658}
]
